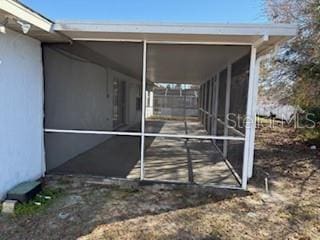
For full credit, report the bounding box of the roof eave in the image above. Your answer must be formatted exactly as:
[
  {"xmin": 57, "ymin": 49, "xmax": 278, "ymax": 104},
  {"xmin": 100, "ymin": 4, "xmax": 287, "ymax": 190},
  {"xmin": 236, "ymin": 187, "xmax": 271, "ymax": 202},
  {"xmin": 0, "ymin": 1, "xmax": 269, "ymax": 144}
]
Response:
[
  {"xmin": 1, "ymin": 0, "xmax": 53, "ymax": 32},
  {"xmin": 53, "ymin": 21, "xmax": 297, "ymax": 38}
]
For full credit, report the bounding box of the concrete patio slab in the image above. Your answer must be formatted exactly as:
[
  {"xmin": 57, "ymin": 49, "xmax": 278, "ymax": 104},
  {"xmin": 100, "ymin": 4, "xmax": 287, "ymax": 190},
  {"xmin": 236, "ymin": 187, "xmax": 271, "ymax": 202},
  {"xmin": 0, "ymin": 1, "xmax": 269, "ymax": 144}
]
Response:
[{"xmin": 51, "ymin": 120, "xmax": 239, "ymax": 186}]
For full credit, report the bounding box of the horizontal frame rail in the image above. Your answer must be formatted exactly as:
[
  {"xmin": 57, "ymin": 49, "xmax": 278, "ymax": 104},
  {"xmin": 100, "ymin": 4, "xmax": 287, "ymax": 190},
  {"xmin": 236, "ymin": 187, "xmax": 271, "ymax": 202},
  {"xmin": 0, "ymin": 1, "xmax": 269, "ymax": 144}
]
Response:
[
  {"xmin": 71, "ymin": 38, "xmax": 253, "ymax": 46},
  {"xmin": 44, "ymin": 129, "xmax": 142, "ymax": 136},
  {"xmin": 44, "ymin": 128, "xmax": 245, "ymax": 141},
  {"xmin": 141, "ymin": 179, "xmax": 242, "ymax": 190},
  {"xmin": 144, "ymin": 133, "xmax": 244, "ymax": 141},
  {"xmin": 199, "ymin": 108, "xmax": 245, "ymax": 137},
  {"xmin": 138, "ymin": 41, "xmax": 253, "ymax": 46}
]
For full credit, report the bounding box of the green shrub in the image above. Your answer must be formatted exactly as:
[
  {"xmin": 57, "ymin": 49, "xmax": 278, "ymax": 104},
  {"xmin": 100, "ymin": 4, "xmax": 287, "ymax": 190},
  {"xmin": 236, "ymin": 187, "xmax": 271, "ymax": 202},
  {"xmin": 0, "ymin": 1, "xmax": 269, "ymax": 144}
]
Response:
[{"xmin": 14, "ymin": 188, "xmax": 62, "ymax": 216}]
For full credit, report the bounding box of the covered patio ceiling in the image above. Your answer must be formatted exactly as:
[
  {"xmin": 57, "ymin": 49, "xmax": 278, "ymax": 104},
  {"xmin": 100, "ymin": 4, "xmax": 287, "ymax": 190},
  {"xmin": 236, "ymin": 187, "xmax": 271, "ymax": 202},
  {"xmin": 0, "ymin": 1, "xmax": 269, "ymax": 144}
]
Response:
[
  {"xmin": 146, "ymin": 44, "xmax": 250, "ymax": 84},
  {"xmin": 46, "ymin": 21, "xmax": 296, "ymax": 84},
  {"xmin": 53, "ymin": 41, "xmax": 250, "ymax": 85}
]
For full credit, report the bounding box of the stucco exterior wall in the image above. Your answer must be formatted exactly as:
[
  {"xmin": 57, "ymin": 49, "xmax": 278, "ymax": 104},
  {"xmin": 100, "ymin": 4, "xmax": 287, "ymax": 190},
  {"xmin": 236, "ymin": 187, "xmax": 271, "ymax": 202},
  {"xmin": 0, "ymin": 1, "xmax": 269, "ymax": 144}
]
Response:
[
  {"xmin": 43, "ymin": 47, "xmax": 143, "ymax": 171},
  {"xmin": 0, "ymin": 29, "xmax": 44, "ymax": 199},
  {"xmin": 43, "ymin": 47, "xmax": 112, "ymax": 170}
]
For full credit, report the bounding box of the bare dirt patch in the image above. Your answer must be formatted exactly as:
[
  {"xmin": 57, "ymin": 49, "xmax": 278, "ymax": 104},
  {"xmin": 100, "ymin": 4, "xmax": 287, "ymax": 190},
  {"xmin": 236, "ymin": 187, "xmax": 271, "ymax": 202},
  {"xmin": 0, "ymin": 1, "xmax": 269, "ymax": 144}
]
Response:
[{"xmin": 0, "ymin": 124, "xmax": 319, "ymax": 240}]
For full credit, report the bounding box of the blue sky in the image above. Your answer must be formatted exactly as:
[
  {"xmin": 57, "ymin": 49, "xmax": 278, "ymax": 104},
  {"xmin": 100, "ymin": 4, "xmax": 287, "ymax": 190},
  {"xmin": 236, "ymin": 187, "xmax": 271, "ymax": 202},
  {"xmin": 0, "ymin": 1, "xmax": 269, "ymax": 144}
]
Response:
[{"xmin": 21, "ymin": 0, "xmax": 268, "ymax": 23}]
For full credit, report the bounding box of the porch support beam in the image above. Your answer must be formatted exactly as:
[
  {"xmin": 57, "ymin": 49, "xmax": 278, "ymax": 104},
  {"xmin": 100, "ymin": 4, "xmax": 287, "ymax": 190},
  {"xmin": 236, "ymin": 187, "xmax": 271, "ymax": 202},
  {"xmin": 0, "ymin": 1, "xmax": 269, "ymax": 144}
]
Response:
[
  {"xmin": 247, "ymin": 51, "xmax": 274, "ymax": 178},
  {"xmin": 242, "ymin": 45, "xmax": 257, "ymax": 190},
  {"xmin": 213, "ymin": 73, "xmax": 220, "ymax": 139},
  {"xmin": 200, "ymin": 85, "xmax": 203, "ymax": 124},
  {"xmin": 208, "ymin": 79, "xmax": 213, "ymax": 133},
  {"xmin": 223, "ymin": 63, "xmax": 232, "ymax": 158},
  {"xmin": 203, "ymin": 82, "xmax": 208, "ymax": 128},
  {"xmin": 210, "ymin": 76, "xmax": 215, "ymax": 135},
  {"xmin": 140, "ymin": 40, "xmax": 147, "ymax": 180}
]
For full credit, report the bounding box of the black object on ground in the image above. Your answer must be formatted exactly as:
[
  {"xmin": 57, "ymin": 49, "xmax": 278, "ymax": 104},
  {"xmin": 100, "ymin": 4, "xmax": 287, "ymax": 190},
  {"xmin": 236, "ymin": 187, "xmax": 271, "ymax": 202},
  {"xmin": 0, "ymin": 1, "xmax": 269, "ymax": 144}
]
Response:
[{"xmin": 7, "ymin": 181, "xmax": 42, "ymax": 203}]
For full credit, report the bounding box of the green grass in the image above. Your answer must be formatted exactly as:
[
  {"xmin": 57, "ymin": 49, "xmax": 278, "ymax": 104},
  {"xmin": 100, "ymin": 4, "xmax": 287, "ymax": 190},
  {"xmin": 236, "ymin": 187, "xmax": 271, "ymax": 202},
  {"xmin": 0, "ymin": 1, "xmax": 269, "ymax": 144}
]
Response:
[{"xmin": 14, "ymin": 188, "xmax": 63, "ymax": 216}]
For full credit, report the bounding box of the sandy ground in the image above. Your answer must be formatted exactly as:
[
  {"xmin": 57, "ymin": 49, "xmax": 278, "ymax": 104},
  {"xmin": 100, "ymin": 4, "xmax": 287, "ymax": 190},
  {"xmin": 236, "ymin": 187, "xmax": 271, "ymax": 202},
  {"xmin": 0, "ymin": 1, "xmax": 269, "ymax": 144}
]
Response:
[{"xmin": 0, "ymin": 124, "xmax": 319, "ymax": 240}]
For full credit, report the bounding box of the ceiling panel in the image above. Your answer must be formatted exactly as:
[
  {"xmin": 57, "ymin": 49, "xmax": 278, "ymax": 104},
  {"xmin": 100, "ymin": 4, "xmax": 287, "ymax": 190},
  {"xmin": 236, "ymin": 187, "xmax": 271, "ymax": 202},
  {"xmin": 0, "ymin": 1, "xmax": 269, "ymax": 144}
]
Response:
[
  {"xmin": 147, "ymin": 44, "xmax": 251, "ymax": 84},
  {"xmin": 64, "ymin": 41, "xmax": 250, "ymax": 85}
]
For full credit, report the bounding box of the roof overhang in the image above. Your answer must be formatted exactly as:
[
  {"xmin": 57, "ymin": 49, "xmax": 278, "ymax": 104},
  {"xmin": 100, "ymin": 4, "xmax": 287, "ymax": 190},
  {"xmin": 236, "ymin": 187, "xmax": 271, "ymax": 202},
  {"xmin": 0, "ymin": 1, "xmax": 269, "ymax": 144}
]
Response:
[
  {"xmin": 0, "ymin": 0, "xmax": 68, "ymax": 42},
  {"xmin": 1, "ymin": 0, "xmax": 52, "ymax": 31},
  {"xmin": 0, "ymin": 1, "xmax": 297, "ymax": 51},
  {"xmin": 0, "ymin": 0, "xmax": 297, "ymax": 49},
  {"xmin": 53, "ymin": 21, "xmax": 297, "ymax": 52}
]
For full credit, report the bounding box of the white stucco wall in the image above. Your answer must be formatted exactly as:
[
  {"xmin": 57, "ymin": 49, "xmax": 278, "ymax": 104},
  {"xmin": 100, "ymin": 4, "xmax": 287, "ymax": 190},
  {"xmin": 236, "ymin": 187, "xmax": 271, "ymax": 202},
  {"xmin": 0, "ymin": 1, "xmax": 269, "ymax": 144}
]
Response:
[
  {"xmin": 0, "ymin": 29, "xmax": 44, "ymax": 199},
  {"xmin": 43, "ymin": 47, "xmax": 142, "ymax": 171},
  {"xmin": 257, "ymin": 102, "xmax": 296, "ymax": 121},
  {"xmin": 44, "ymin": 47, "xmax": 112, "ymax": 170}
]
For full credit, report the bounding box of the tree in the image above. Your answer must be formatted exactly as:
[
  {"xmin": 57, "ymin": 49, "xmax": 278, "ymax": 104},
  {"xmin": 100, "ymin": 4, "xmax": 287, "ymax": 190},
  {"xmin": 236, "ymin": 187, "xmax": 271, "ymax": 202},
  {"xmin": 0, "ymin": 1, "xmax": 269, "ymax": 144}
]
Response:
[{"xmin": 264, "ymin": 0, "xmax": 320, "ymax": 110}]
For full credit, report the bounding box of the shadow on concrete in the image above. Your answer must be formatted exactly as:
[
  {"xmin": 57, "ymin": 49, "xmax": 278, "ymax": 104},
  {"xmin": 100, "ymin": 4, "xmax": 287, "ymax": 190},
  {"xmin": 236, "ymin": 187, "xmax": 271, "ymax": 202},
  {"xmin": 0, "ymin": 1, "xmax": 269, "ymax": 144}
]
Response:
[
  {"xmin": 50, "ymin": 121, "xmax": 164, "ymax": 177},
  {"xmin": 50, "ymin": 119, "xmax": 239, "ymax": 187}
]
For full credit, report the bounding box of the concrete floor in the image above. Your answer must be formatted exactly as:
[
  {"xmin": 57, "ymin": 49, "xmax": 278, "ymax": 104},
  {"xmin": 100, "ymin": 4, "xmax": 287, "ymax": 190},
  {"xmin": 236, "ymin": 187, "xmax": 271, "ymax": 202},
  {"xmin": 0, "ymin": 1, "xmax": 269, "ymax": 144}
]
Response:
[
  {"xmin": 145, "ymin": 119, "xmax": 208, "ymax": 135},
  {"xmin": 52, "ymin": 120, "xmax": 239, "ymax": 186},
  {"xmin": 128, "ymin": 120, "xmax": 239, "ymax": 185}
]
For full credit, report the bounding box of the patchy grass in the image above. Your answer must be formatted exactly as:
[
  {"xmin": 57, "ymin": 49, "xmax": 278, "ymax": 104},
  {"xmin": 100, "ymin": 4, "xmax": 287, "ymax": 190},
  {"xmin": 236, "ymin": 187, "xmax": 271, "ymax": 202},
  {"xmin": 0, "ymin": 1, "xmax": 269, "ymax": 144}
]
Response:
[
  {"xmin": 297, "ymin": 127, "xmax": 320, "ymax": 146},
  {"xmin": 256, "ymin": 116, "xmax": 320, "ymax": 147},
  {"xmin": 0, "ymin": 125, "xmax": 319, "ymax": 240},
  {"xmin": 14, "ymin": 188, "xmax": 62, "ymax": 216}
]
